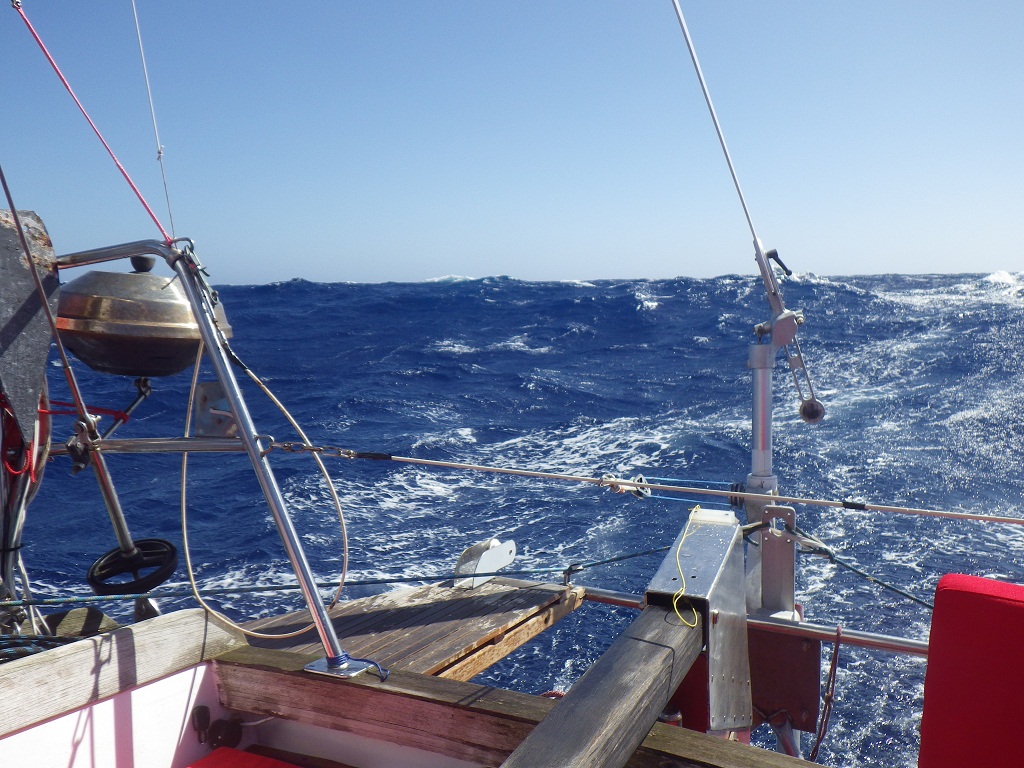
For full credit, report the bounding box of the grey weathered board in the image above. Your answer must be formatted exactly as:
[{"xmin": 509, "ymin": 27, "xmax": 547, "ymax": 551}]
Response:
[
  {"xmin": 243, "ymin": 577, "xmax": 584, "ymax": 679},
  {"xmin": 500, "ymin": 605, "xmax": 705, "ymax": 768},
  {"xmin": 0, "ymin": 608, "xmax": 244, "ymax": 739}
]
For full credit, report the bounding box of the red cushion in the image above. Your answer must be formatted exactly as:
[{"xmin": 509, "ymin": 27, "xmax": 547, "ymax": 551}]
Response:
[
  {"xmin": 919, "ymin": 574, "xmax": 1024, "ymax": 767},
  {"xmin": 187, "ymin": 747, "xmax": 296, "ymax": 768}
]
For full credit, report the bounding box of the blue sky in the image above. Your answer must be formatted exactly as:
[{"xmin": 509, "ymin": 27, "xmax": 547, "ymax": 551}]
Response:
[{"xmin": 2, "ymin": 2, "xmax": 1021, "ymax": 284}]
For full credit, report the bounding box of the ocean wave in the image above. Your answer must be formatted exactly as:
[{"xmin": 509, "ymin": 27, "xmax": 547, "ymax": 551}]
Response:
[
  {"xmin": 424, "ymin": 274, "xmax": 478, "ymax": 283},
  {"xmin": 28, "ymin": 272, "xmax": 1024, "ymax": 768}
]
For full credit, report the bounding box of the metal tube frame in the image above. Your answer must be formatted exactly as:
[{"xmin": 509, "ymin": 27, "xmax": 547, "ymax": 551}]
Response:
[
  {"xmin": 747, "ymin": 342, "xmax": 777, "ymax": 489},
  {"xmin": 580, "ymin": 588, "xmax": 928, "ymax": 657},
  {"xmin": 51, "ymin": 437, "xmax": 249, "ymax": 455},
  {"xmin": 57, "ymin": 240, "xmax": 369, "ymax": 675}
]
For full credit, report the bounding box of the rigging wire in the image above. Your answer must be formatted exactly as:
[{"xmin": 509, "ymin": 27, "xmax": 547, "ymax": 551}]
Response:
[
  {"xmin": 0, "ymin": 538, "xmax": 932, "ymax": 618},
  {"xmin": 272, "ymin": 442, "xmax": 1024, "ymax": 529},
  {"xmin": 669, "ymin": 0, "xmax": 758, "ymax": 246},
  {"xmin": 11, "ymin": 1, "xmax": 172, "ymax": 243},
  {"xmin": 0, "ymin": 546, "xmax": 671, "ymax": 609},
  {"xmin": 788, "ymin": 523, "xmax": 934, "ymax": 610},
  {"xmin": 129, "ymin": 0, "xmax": 176, "ymax": 237}
]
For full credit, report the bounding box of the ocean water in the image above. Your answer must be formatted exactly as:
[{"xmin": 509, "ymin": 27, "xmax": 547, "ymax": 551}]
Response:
[{"xmin": 22, "ymin": 270, "xmax": 1024, "ymax": 766}]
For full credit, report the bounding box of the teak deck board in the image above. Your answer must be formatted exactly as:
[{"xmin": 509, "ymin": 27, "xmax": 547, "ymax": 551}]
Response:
[{"xmin": 242, "ymin": 577, "xmax": 584, "ymax": 678}]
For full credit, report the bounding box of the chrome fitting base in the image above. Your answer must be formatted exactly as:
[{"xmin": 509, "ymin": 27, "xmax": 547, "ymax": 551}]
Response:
[{"xmin": 305, "ymin": 656, "xmax": 374, "ymax": 679}]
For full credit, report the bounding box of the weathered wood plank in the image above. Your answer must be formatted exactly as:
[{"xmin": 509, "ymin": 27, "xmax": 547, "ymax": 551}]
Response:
[
  {"xmin": 215, "ymin": 652, "xmax": 536, "ymax": 766},
  {"xmin": 433, "ymin": 585, "xmax": 585, "ymax": 680},
  {"xmin": 339, "ymin": 584, "xmax": 531, "ymax": 662},
  {"xmin": 243, "ymin": 578, "xmax": 581, "ymax": 677},
  {"xmin": 402, "ymin": 584, "xmax": 578, "ymax": 664},
  {"xmin": 0, "ymin": 608, "xmax": 245, "ymax": 738},
  {"xmin": 357, "ymin": 583, "xmax": 582, "ymax": 675},
  {"xmin": 500, "ymin": 605, "xmax": 704, "ymax": 768},
  {"xmin": 246, "ymin": 584, "xmax": 455, "ymax": 649},
  {"xmin": 245, "ymin": 579, "xmax": 510, "ymax": 651},
  {"xmin": 213, "ymin": 646, "xmax": 806, "ymax": 768}
]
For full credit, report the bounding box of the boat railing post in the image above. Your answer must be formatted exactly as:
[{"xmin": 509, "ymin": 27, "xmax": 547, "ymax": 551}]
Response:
[
  {"xmin": 747, "ymin": 341, "xmax": 778, "ymax": 491},
  {"xmin": 745, "ymin": 342, "xmax": 779, "ymax": 613},
  {"xmin": 159, "ymin": 244, "xmax": 371, "ymax": 677}
]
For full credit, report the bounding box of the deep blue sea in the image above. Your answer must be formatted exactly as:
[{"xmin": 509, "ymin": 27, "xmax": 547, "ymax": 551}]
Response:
[{"xmin": 24, "ymin": 271, "xmax": 1024, "ymax": 767}]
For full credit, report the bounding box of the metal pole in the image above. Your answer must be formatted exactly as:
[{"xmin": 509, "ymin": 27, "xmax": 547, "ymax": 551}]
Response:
[
  {"xmin": 747, "ymin": 615, "xmax": 929, "ymax": 657},
  {"xmin": 89, "ymin": 450, "xmax": 137, "ymax": 554},
  {"xmin": 579, "ymin": 589, "xmax": 929, "ymax": 657},
  {"xmin": 747, "ymin": 343, "xmax": 778, "ymax": 493},
  {"xmin": 167, "ymin": 252, "xmax": 367, "ymax": 674}
]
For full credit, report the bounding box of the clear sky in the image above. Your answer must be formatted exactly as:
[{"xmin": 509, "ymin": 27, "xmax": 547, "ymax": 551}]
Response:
[{"xmin": 2, "ymin": 2, "xmax": 1022, "ymax": 284}]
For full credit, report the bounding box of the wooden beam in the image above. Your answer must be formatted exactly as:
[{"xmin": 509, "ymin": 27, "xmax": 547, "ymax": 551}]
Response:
[
  {"xmin": 213, "ymin": 646, "xmax": 805, "ymax": 768},
  {"xmin": 500, "ymin": 606, "xmax": 703, "ymax": 768},
  {"xmin": 0, "ymin": 609, "xmax": 244, "ymax": 738},
  {"xmin": 433, "ymin": 584, "xmax": 584, "ymax": 680}
]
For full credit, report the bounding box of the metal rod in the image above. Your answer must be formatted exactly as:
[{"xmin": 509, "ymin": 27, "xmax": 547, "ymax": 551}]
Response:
[
  {"xmin": 166, "ymin": 250, "xmax": 349, "ymax": 667},
  {"xmin": 747, "ymin": 615, "xmax": 929, "ymax": 657},
  {"xmin": 52, "ymin": 437, "xmax": 248, "ymax": 455},
  {"xmin": 668, "ymin": 0, "xmax": 784, "ymax": 314},
  {"xmin": 101, "ymin": 378, "xmax": 151, "ymax": 439},
  {"xmin": 581, "ymin": 588, "xmax": 929, "ymax": 656},
  {"xmin": 56, "ymin": 239, "xmax": 175, "ymax": 269},
  {"xmin": 89, "ymin": 451, "xmax": 136, "ymax": 554},
  {"xmin": 374, "ymin": 452, "xmax": 1024, "ymax": 527},
  {"xmin": 748, "ymin": 343, "xmax": 775, "ymax": 481},
  {"xmin": 582, "ymin": 587, "xmax": 645, "ymax": 610}
]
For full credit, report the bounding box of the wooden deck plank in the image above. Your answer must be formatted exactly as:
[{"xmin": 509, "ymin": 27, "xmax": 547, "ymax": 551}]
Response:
[
  {"xmin": 248, "ymin": 579, "xmax": 524, "ymax": 654},
  {"xmin": 337, "ymin": 582, "xmax": 531, "ymax": 661},
  {"xmin": 500, "ymin": 605, "xmax": 704, "ymax": 768},
  {"xmin": 433, "ymin": 585, "xmax": 585, "ymax": 681},
  {"xmin": 214, "ymin": 646, "xmax": 807, "ymax": 768},
  {"xmin": 348, "ymin": 582, "xmax": 571, "ymax": 671},
  {"xmin": 246, "ymin": 584, "xmax": 454, "ymax": 645},
  {"xmin": 242, "ymin": 577, "xmax": 582, "ymax": 677},
  {"xmin": 399, "ymin": 582, "xmax": 569, "ymax": 658},
  {"xmin": 389, "ymin": 585, "xmax": 585, "ymax": 678}
]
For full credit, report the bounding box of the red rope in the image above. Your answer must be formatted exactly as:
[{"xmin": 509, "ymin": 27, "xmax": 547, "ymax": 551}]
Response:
[
  {"xmin": 14, "ymin": 3, "xmax": 172, "ymax": 244},
  {"xmin": 1, "ymin": 400, "xmax": 36, "ymax": 484},
  {"xmin": 45, "ymin": 400, "xmax": 130, "ymax": 425},
  {"xmin": 809, "ymin": 625, "xmax": 842, "ymax": 761}
]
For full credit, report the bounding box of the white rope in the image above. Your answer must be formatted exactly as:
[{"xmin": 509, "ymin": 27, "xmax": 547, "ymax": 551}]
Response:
[
  {"xmin": 239, "ymin": 366, "xmax": 351, "ymax": 610},
  {"xmin": 180, "ymin": 343, "xmax": 316, "ymax": 641}
]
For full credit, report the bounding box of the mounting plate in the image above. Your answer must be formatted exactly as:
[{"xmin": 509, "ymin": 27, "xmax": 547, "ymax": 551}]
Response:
[{"xmin": 305, "ymin": 656, "xmax": 374, "ymax": 679}]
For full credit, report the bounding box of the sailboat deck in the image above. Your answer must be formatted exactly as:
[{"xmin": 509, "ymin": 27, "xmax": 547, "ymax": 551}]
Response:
[{"xmin": 242, "ymin": 576, "xmax": 585, "ymax": 680}]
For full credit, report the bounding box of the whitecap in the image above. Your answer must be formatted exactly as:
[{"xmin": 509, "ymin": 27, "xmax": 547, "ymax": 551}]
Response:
[
  {"xmin": 423, "ymin": 274, "xmax": 477, "ymax": 283},
  {"xmin": 433, "ymin": 339, "xmax": 479, "ymax": 354}
]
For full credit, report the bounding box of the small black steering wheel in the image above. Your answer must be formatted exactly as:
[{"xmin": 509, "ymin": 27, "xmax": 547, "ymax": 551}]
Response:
[{"xmin": 86, "ymin": 538, "xmax": 178, "ymax": 596}]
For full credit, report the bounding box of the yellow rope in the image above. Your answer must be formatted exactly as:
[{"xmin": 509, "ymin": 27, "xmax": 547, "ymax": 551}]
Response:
[{"xmin": 671, "ymin": 506, "xmax": 700, "ymax": 628}]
